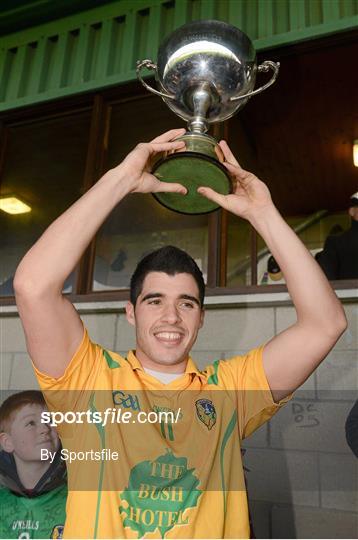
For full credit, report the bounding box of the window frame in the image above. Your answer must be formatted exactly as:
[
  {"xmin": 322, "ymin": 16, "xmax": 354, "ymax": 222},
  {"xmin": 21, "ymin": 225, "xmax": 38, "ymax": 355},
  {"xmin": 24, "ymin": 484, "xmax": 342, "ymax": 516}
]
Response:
[{"xmin": 0, "ymin": 82, "xmax": 357, "ymax": 306}]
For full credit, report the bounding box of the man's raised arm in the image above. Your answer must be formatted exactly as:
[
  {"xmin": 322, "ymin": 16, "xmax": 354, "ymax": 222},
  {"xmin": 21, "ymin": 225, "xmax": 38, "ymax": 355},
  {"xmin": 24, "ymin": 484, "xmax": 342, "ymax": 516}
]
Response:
[
  {"xmin": 14, "ymin": 129, "xmax": 186, "ymax": 378},
  {"xmin": 198, "ymin": 140, "xmax": 347, "ymax": 403}
]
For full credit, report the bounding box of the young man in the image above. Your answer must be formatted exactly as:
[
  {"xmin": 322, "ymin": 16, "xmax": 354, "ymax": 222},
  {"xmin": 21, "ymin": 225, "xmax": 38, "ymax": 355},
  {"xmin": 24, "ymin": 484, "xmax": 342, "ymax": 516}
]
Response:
[
  {"xmin": 0, "ymin": 391, "xmax": 67, "ymax": 539},
  {"xmin": 13, "ymin": 129, "xmax": 347, "ymax": 538}
]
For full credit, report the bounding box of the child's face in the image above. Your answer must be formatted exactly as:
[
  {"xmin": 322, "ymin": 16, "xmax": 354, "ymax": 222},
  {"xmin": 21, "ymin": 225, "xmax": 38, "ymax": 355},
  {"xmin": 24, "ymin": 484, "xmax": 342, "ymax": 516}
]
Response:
[{"xmin": 5, "ymin": 403, "xmax": 59, "ymax": 461}]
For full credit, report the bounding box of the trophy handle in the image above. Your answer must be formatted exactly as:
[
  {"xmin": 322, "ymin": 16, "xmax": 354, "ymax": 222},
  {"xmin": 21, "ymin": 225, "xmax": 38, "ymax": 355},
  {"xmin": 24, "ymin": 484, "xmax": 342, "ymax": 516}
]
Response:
[
  {"xmin": 230, "ymin": 61, "xmax": 280, "ymax": 102},
  {"xmin": 136, "ymin": 59, "xmax": 175, "ymax": 100}
]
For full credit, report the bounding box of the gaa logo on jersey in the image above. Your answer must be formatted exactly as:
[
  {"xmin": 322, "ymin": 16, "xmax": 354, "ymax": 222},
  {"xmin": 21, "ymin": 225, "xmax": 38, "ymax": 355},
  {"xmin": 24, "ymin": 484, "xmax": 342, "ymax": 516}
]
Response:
[
  {"xmin": 195, "ymin": 399, "xmax": 216, "ymax": 430},
  {"xmin": 50, "ymin": 524, "xmax": 64, "ymax": 539}
]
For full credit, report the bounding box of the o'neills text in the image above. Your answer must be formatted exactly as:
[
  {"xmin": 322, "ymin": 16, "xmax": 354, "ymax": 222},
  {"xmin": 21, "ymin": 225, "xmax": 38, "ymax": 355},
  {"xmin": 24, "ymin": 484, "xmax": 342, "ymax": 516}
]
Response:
[{"xmin": 41, "ymin": 448, "xmax": 120, "ymax": 463}]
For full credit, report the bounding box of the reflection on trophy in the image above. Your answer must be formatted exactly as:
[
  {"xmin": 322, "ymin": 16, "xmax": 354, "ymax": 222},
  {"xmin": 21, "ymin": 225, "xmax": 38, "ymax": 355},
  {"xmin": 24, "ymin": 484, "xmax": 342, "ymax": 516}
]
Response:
[{"xmin": 137, "ymin": 20, "xmax": 280, "ymax": 214}]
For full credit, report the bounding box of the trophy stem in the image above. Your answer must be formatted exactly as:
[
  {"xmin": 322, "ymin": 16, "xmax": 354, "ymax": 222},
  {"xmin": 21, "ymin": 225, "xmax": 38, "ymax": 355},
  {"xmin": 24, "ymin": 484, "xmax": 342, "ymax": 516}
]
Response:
[{"xmin": 186, "ymin": 83, "xmax": 213, "ymax": 134}]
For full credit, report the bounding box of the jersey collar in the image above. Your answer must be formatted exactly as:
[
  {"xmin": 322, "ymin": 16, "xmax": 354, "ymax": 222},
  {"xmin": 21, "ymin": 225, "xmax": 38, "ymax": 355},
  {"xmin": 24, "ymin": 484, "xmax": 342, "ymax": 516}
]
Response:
[{"xmin": 126, "ymin": 350, "xmax": 206, "ymax": 381}]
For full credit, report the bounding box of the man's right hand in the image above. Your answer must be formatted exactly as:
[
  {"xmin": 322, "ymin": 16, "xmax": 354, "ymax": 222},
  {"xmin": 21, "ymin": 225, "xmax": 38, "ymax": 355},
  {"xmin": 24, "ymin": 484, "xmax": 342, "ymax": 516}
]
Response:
[{"xmin": 117, "ymin": 128, "xmax": 187, "ymax": 195}]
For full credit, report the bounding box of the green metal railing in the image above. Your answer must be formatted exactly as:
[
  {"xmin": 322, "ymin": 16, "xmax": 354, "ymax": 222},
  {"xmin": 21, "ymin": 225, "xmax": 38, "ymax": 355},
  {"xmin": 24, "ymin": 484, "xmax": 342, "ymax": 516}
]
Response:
[{"xmin": 0, "ymin": 0, "xmax": 357, "ymax": 111}]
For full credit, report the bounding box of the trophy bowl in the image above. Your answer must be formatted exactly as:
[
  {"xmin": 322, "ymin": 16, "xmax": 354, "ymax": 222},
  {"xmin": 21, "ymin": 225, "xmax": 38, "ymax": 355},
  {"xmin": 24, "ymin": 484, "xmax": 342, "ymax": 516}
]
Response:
[{"xmin": 137, "ymin": 19, "xmax": 279, "ymax": 214}]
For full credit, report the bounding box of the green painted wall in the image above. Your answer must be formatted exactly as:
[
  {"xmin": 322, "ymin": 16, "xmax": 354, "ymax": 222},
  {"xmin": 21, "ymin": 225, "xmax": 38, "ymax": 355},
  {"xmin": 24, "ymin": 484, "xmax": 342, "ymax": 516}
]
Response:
[{"xmin": 0, "ymin": 0, "xmax": 357, "ymax": 111}]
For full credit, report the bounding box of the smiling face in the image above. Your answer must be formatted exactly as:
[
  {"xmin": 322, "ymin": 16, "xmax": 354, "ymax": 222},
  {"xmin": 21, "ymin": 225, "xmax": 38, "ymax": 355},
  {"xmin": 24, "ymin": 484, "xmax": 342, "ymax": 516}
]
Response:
[
  {"xmin": 126, "ymin": 272, "xmax": 205, "ymax": 372},
  {"xmin": 0, "ymin": 403, "xmax": 59, "ymax": 462}
]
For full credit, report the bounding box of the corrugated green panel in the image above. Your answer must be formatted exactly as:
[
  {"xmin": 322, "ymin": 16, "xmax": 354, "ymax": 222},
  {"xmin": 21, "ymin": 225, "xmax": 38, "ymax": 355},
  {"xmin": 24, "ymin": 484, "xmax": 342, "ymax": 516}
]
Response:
[
  {"xmin": 228, "ymin": 0, "xmax": 246, "ymax": 28},
  {"xmin": 187, "ymin": 0, "xmax": 202, "ymax": 22},
  {"xmin": 0, "ymin": 49, "xmax": 15, "ymax": 101},
  {"xmin": 27, "ymin": 38, "xmax": 46, "ymax": 94},
  {"xmin": 6, "ymin": 45, "xmax": 26, "ymax": 100},
  {"xmin": 147, "ymin": 4, "xmax": 162, "ymax": 59},
  {"xmin": 18, "ymin": 43, "xmax": 36, "ymax": 97},
  {"xmin": 72, "ymin": 26, "xmax": 90, "ymax": 85},
  {"xmin": 258, "ymin": 0, "xmax": 274, "ymax": 37},
  {"xmin": 107, "ymin": 16, "xmax": 126, "ymax": 75},
  {"xmin": 40, "ymin": 36, "xmax": 63, "ymax": 92},
  {"xmin": 274, "ymin": 0, "xmax": 290, "ymax": 34},
  {"xmin": 61, "ymin": 29, "xmax": 79, "ymax": 87},
  {"xmin": 121, "ymin": 10, "xmax": 136, "ymax": 73},
  {"xmin": 173, "ymin": 0, "xmax": 188, "ymax": 27},
  {"xmin": 246, "ymin": 0, "xmax": 259, "ymax": 39},
  {"xmin": 216, "ymin": 0, "xmax": 230, "ymax": 21},
  {"xmin": 94, "ymin": 19, "xmax": 112, "ymax": 78},
  {"xmin": 0, "ymin": 0, "xmax": 356, "ymax": 111},
  {"xmin": 305, "ymin": 0, "xmax": 323, "ymax": 26},
  {"xmin": 83, "ymin": 23, "xmax": 103, "ymax": 82},
  {"xmin": 134, "ymin": 7, "xmax": 149, "ymax": 61},
  {"xmin": 161, "ymin": 0, "xmax": 176, "ymax": 40},
  {"xmin": 322, "ymin": 0, "xmax": 340, "ymax": 22},
  {"xmin": 289, "ymin": 0, "xmax": 305, "ymax": 31},
  {"xmin": 200, "ymin": 0, "xmax": 216, "ymax": 19},
  {"xmin": 340, "ymin": 0, "xmax": 356, "ymax": 18},
  {"xmin": 53, "ymin": 34, "xmax": 68, "ymax": 88}
]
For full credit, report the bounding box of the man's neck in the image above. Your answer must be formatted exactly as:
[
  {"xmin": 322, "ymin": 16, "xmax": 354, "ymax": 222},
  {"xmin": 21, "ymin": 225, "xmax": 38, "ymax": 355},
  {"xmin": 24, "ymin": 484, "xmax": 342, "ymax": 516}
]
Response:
[
  {"xmin": 14, "ymin": 455, "xmax": 51, "ymax": 490},
  {"xmin": 134, "ymin": 349, "xmax": 187, "ymax": 374}
]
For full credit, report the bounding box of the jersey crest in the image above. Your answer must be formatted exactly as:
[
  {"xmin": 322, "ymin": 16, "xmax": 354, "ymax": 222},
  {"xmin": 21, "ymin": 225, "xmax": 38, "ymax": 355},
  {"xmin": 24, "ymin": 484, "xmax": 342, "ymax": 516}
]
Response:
[{"xmin": 195, "ymin": 399, "xmax": 216, "ymax": 430}]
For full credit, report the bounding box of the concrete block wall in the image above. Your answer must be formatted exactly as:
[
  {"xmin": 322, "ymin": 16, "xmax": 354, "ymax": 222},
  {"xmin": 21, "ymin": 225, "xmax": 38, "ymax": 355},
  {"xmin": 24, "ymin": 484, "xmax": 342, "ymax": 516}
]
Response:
[{"xmin": 1, "ymin": 301, "xmax": 357, "ymax": 538}]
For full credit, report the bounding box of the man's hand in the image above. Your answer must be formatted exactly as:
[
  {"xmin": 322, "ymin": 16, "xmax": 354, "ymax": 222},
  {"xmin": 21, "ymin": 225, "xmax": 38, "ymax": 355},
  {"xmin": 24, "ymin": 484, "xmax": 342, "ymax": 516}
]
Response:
[
  {"xmin": 197, "ymin": 140, "xmax": 273, "ymax": 220},
  {"xmin": 118, "ymin": 128, "xmax": 187, "ymax": 195}
]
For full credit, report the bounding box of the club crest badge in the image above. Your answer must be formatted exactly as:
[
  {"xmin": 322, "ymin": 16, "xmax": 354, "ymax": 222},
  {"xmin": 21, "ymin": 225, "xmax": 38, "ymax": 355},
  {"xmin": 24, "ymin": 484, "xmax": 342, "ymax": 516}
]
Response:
[
  {"xmin": 50, "ymin": 525, "xmax": 64, "ymax": 539},
  {"xmin": 195, "ymin": 399, "xmax": 216, "ymax": 430}
]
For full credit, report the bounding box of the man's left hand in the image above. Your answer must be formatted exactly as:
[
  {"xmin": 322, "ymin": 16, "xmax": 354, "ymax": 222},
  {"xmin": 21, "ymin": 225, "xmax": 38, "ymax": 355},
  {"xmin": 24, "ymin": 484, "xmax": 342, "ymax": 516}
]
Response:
[{"xmin": 197, "ymin": 140, "xmax": 273, "ymax": 221}]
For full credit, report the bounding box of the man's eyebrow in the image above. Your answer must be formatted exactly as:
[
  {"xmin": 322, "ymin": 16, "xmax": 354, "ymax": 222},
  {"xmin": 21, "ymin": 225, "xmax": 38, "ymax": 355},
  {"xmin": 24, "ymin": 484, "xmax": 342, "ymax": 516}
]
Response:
[
  {"xmin": 178, "ymin": 294, "xmax": 200, "ymax": 306},
  {"xmin": 140, "ymin": 293, "xmax": 200, "ymax": 306},
  {"xmin": 140, "ymin": 293, "xmax": 164, "ymax": 303}
]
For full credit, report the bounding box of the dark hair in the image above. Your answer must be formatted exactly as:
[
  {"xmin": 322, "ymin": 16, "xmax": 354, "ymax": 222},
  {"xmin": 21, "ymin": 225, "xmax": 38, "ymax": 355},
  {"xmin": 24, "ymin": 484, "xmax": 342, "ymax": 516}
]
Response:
[
  {"xmin": 130, "ymin": 245, "xmax": 205, "ymax": 307},
  {"xmin": 0, "ymin": 391, "xmax": 46, "ymax": 432}
]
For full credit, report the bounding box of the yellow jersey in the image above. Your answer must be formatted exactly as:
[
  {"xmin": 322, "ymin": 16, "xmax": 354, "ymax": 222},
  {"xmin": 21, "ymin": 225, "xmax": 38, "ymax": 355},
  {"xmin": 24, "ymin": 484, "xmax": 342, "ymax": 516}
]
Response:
[{"xmin": 34, "ymin": 327, "xmax": 290, "ymax": 539}]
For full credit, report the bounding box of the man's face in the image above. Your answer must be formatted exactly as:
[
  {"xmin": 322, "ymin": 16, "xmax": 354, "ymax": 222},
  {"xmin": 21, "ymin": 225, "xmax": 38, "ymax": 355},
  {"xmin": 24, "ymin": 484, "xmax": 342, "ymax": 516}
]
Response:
[
  {"xmin": 126, "ymin": 272, "xmax": 204, "ymax": 371},
  {"xmin": 1, "ymin": 404, "xmax": 59, "ymax": 462}
]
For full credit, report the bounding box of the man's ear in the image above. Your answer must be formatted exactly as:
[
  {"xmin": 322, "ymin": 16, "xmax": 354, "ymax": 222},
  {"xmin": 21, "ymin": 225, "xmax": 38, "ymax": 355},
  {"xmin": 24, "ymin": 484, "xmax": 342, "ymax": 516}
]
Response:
[
  {"xmin": 0, "ymin": 432, "xmax": 14, "ymax": 453},
  {"xmin": 125, "ymin": 301, "xmax": 136, "ymax": 327},
  {"xmin": 199, "ymin": 308, "xmax": 205, "ymax": 329}
]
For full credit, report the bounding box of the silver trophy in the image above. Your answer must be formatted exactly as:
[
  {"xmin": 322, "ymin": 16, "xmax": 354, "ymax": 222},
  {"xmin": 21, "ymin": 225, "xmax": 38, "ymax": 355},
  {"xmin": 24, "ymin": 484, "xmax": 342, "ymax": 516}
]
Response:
[{"xmin": 137, "ymin": 20, "xmax": 279, "ymax": 214}]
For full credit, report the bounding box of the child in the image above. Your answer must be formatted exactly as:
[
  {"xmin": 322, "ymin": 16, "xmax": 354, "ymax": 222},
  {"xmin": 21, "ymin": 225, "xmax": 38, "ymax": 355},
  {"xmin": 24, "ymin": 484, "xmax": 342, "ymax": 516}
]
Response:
[{"xmin": 0, "ymin": 391, "xmax": 67, "ymax": 539}]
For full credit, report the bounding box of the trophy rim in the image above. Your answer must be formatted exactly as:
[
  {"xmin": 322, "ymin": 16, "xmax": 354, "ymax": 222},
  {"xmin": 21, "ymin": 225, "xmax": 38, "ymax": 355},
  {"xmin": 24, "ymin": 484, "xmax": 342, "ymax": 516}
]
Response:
[
  {"xmin": 152, "ymin": 151, "xmax": 232, "ymax": 215},
  {"xmin": 158, "ymin": 19, "xmax": 255, "ymax": 60}
]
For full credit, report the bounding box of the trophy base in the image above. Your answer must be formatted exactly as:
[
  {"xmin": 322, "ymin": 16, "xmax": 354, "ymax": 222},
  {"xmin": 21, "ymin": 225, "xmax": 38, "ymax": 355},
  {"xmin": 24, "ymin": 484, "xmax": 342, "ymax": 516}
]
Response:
[{"xmin": 152, "ymin": 151, "xmax": 231, "ymax": 214}]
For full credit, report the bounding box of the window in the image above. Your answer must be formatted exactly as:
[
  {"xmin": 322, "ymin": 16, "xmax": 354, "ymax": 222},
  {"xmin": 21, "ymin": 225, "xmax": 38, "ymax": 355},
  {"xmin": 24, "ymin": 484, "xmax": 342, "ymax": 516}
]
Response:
[
  {"xmin": 1, "ymin": 35, "xmax": 357, "ymax": 303},
  {"xmin": 0, "ymin": 110, "xmax": 91, "ymax": 296}
]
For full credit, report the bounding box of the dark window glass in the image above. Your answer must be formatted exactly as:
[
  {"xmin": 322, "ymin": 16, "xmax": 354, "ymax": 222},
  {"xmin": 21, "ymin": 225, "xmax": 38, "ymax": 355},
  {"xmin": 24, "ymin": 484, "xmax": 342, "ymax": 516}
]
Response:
[
  {"xmin": 0, "ymin": 110, "xmax": 91, "ymax": 296},
  {"xmin": 226, "ymin": 213, "xmax": 252, "ymax": 287}
]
